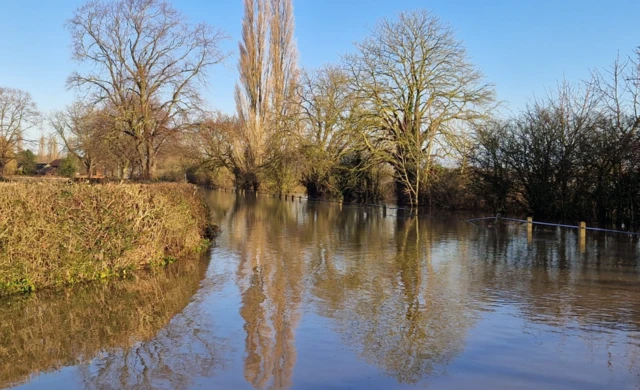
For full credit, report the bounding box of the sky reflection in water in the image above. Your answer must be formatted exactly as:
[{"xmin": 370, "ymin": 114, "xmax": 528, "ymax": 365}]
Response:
[{"xmin": 4, "ymin": 191, "xmax": 640, "ymax": 389}]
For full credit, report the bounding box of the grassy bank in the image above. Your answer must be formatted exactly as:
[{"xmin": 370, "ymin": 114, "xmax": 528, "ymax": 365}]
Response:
[{"xmin": 0, "ymin": 182, "xmax": 212, "ymax": 296}]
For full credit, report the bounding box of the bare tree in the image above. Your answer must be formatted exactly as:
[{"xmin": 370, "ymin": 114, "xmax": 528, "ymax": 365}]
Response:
[
  {"xmin": 586, "ymin": 54, "xmax": 640, "ymax": 223},
  {"xmin": 67, "ymin": 0, "xmax": 228, "ymax": 180},
  {"xmin": 468, "ymin": 51, "xmax": 640, "ymax": 223},
  {"xmin": 191, "ymin": 111, "xmax": 239, "ymax": 177},
  {"xmin": 501, "ymin": 82, "xmax": 600, "ymax": 219},
  {"xmin": 232, "ymin": 0, "xmax": 298, "ymax": 191},
  {"xmin": 46, "ymin": 134, "xmax": 61, "ymax": 162},
  {"xmin": 344, "ymin": 10, "xmax": 495, "ymax": 207},
  {"xmin": 50, "ymin": 103, "xmax": 111, "ymax": 178},
  {"xmin": 469, "ymin": 121, "xmax": 514, "ymax": 213},
  {"xmin": 0, "ymin": 87, "xmax": 40, "ymax": 176},
  {"xmin": 297, "ymin": 66, "xmax": 357, "ymax": 198},
  {"xmin": 233, "ymin": 0, "xmax": 270, "ymax": 190},
  {"xmin": 263, "ymin": 0, "xmax": 300, "ymax": 193},
  {"xmin": 593, "ymin": 54, "xmax": 640, "ymax": 136},
  {"xmin": 37, "ymin": 134, "xmax": 46, "ymax": 163}
]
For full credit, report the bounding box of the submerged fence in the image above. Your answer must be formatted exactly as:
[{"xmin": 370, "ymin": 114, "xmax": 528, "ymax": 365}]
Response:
[
  {"xmin": 205, "ymin": 188, "xmax": 640, "ymax": 233},
  {"xmin": 208, "ymin": 186, "xmax": 376, "ymax": 206},
  {"xmin": 466, "ymin": 216, "xmax": 640, "ymax": 237},
  {"xmin": 206, "ymin": 186, "xmax": 418, "ymax": 217}
]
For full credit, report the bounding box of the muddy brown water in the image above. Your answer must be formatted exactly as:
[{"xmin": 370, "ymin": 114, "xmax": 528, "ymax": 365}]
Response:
[{"xmin": 2, "ymin": 191, "xmax": 640, "ymax": 389}]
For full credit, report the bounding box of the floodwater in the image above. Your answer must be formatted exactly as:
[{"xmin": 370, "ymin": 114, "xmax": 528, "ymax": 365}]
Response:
[{"xmin": 3, "ymin": 191, "xmax": 640, "ymax": 389}]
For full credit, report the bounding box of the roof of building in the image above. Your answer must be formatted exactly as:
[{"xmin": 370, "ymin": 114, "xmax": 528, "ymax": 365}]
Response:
[
  {"xmin": 38, "ymin": 166, "xmax": 57, "ymax": 175},
  {"xmin": 49, "ymin": 159, "xmax": 63, "ymax": 168}
]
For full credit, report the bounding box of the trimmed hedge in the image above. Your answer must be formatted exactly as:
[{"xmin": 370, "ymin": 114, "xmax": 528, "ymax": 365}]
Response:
[{"xmin": 0, "ymin": 183, "xmax": 211, "ymax": 296}]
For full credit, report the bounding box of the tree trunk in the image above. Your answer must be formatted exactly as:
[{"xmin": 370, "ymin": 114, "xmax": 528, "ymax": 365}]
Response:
[
  {"xmin": 394, "ymin": 165, "xmax": 419, "ymax": 208},
  {"xmin": 86, "ymin": 160, "xmax": 94, "ymax": 179},
  {"xmin": 394, "ymin": 177, "xmax": 411, "ymax": 207},
  {"xmin": 119, "ymin": 161, "xmax": 127, "ymax": 180},
  {"xmin": 142, "ymin": 140, "xmax": 155, "ymax": 181}
]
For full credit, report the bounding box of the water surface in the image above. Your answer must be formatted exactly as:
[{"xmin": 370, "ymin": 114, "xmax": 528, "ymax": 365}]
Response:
[{"xmin": 3, "ymin": 191, "xmax": 640, "ymax": 389}]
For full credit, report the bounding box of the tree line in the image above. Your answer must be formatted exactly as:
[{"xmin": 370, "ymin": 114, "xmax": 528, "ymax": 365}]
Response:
[
  {"xmin": 1, "ymin": 0, "xmax": 639, "ymax": 223},
  {"xmin": 472, "ymin": 57, "xmax": 640, "ymax": 224},
  {"xmin": 196, "ymin": 4, "xmax": 495, "ymax": 206}
]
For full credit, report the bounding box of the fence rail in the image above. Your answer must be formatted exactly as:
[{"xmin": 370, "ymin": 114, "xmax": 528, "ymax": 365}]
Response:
[
  {"xmin": 204, "ymin": 188, "xmax": 640, "ymax": 234},
  {"xmin": 466, "ymin": 216, "xmax": 640, "ymax": 236}
]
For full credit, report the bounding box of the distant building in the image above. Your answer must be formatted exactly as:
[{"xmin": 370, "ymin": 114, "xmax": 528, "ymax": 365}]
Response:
[
  {"xmin": 49, "ymin": 159, "xmax": 63, "ymax": 169},
  {"xmin": 39, "ymin": 166, "xmax": 57, "ymax": 176},
  {"xmin": 36, "ymin": 160, "xmax": 63, "ymax": 176}
]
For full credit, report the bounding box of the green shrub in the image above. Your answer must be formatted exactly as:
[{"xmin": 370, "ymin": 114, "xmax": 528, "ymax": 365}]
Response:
[
  {"xmin": 57, "ymin": 157, "xmax": 77, "ymax": 178},
  {"xmin": 17, "ymin": 150, "xmax": 37, "ymax": 175}
]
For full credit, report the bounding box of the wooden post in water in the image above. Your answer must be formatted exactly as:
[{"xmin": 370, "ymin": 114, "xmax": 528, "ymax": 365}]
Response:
[
  {"xmin": 527, "ymin": 217, "xmax": 533, "ymax": 244},
  {"xmin": 383, "ymin": 204, "xmax": 387, "ymax": 218},
  {"xmin": 579, "ymin": 221, "xmax": 586, "ymax": 253}
]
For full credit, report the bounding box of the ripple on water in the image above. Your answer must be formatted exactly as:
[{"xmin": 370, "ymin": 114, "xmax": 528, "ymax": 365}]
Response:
[{"xmin": 5, "ymin": 193, "xmax": 640, "ymax": 389}]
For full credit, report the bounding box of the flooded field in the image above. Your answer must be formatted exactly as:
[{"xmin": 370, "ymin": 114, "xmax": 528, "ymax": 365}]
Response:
[{"xmin": 3, "ymin": 191, "xmax": 640, "ymax": 389}]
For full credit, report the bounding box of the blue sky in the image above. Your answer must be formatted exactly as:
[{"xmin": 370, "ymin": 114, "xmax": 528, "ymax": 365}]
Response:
[{"xmin": 1, "ymin": 0, "xmax": 639, "ymax": 133}]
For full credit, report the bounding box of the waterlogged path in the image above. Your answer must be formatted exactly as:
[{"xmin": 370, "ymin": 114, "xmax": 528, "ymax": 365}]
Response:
[{"xmin": 3, "ymin": 191, "xmax": 640, "ymax": 389}]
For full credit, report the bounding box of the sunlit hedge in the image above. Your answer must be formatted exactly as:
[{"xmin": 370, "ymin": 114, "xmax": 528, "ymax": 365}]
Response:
[{"xmin": 0, "ymin": 182, "xmax": 211, "ymax": 296}]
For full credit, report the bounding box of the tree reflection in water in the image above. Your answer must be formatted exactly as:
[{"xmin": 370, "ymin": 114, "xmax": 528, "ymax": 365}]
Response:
[
  {"xmin": 229, "ymin": 195, "xmax": 304, "ymax": 389},
  {"xmin": 0, "ymin": 256, "xmax": 229, "ymax": 390},
  {"xmin": 303, "ymin": 208, "xmax": 477, "ymax": 383},
  {"xmin": 4, "ymin": 192, "xmax": 640, "ymax": 389},
  {"xmin": 221, "ymin": 192, "xmax": 640, "ymax": 388},
  {"xmin": 226, "ymin": 195, "xmax": 477, "ymax": 386},
  {"xmin": 467, "ymin": 223, "xmax": 640, "ymax": 374}
]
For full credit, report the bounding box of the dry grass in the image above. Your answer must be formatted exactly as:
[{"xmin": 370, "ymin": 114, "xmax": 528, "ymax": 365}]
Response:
[
  {"xmin": 0, "ymin": 176, "xmax": 71, "ymax": 183},
  {"xmin": 0, "ymin": 182, "xmax": 211, "ymax": 296}
]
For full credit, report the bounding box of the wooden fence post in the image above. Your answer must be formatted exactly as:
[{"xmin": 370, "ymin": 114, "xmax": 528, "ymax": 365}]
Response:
[
  {"xmin": 579, "ymin": 221, "xmax": 586, "ymax": 237},
  {"xmin": 579, "ymin": 221, "xmax": 587, "ymax": 252}
]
